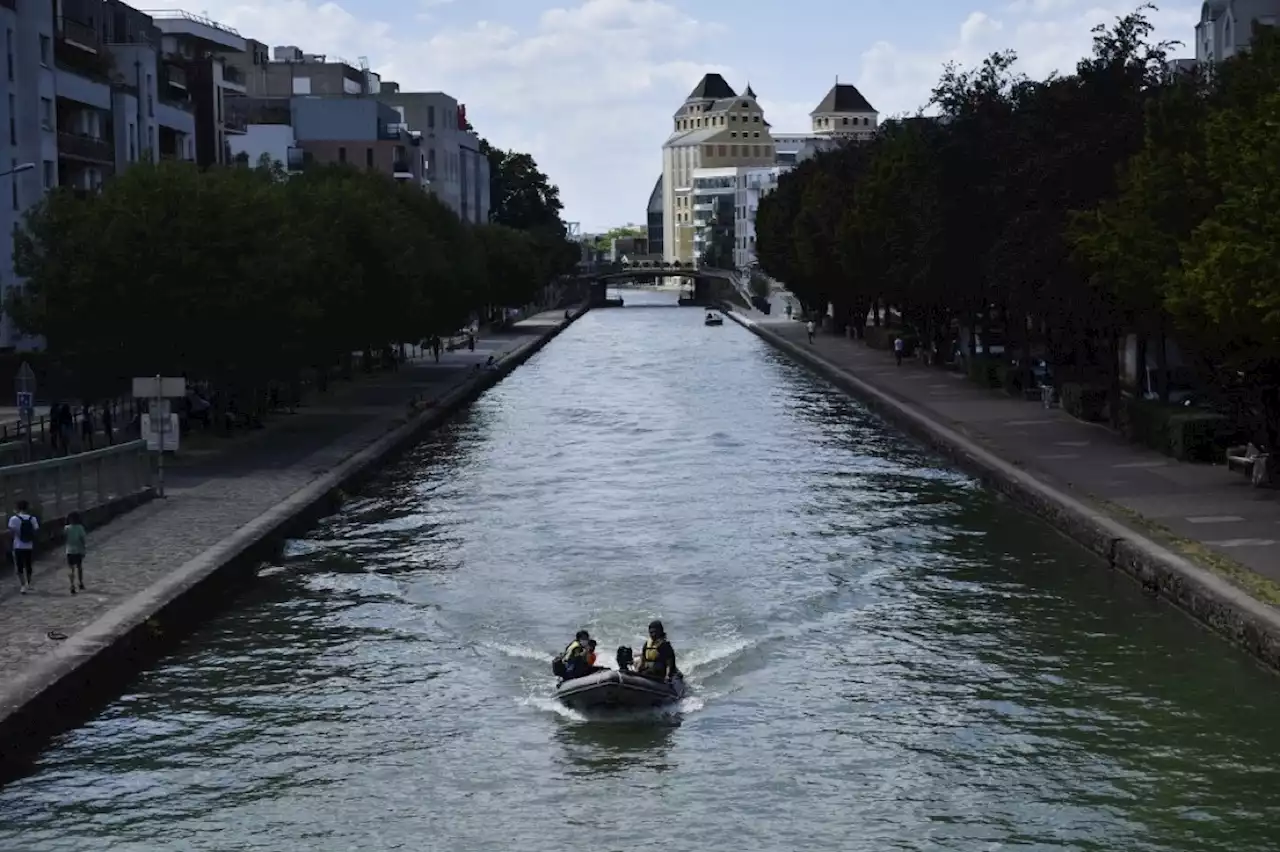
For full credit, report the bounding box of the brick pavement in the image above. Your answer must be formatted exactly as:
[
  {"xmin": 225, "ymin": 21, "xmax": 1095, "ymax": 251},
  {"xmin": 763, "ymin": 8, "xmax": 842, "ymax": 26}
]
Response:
[
  {"xmin": 0, "ymin": 319, "xmax": 560, "ymax": 682},
  {"xmin": 749, "ymin": 313, "xmax": 1280, "ymax": 603}
]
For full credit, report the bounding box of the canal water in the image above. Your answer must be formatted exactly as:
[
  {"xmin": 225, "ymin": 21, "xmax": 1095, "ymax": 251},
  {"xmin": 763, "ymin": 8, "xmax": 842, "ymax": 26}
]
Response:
[{"xmin": 4, "ymin": 290, "xmax": 1280, "ymax": 851}]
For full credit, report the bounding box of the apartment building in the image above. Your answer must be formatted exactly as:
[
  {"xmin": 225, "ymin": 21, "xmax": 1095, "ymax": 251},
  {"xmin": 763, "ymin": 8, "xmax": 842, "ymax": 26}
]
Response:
[
  {"xmin": 148, "ymin": 10, "xmax": 246, "ymax": 166},
  {"xmin": 669, "ymin": 77, "xmax": 878, "ymax": 276},
  {"xmin": 661, "ymin": 74, "xmax": 777, "ymax": 266},
  {"xmin": 375, "ymin": 84, "xmax": 489, "ymax": 224},
  {"xmin": 1195, "ymin": 0, "xmax": 1280, "ymax": 64},
  {"xmin": 226, "ymin": 43, "xmax": 379, "ymax": 98}
]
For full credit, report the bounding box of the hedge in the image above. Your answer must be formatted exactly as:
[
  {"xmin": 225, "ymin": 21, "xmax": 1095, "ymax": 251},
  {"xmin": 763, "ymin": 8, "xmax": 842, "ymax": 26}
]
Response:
[
  {"xmin": 1060, "ymin": 382, "xmax": 1108, "ymax": 422},
  {"xmin": 1119, "ymin": 396, "xmax": 1228, "ymax": 461},
  {"xmin": 968, "ymin": 357, "xmax": 1002, "ymax": 389}
]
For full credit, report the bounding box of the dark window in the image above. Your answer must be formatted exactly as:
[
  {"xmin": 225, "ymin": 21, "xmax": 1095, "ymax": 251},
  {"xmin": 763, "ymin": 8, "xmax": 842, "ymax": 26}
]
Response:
[
  {"xmin": 337, "ymin": 146, "xmax": 346, "ymax": 163},
  {"xmin": 365, "ymin": 147, "xmax": 373, "ymax": 167},
  {"xmin": 428, "ymin": 106, "xmax": 434, "ymax": 127}
]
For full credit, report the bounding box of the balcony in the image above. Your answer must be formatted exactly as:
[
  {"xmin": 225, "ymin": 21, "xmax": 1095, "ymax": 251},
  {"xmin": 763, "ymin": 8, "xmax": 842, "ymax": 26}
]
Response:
[
  {"xmin": 58, "ymin": 131, "xmax": 114, "ymax": 164},
  {"xmin": 164, "ymin": 64, "xmax": 188, "ymax": 91},
  {"xmin": 220, "ymin": 63, "xmax": 246, "ymax": 92},
  {"xmin": 56, "ymin": 18, "xmax": 112, "ymax": 80},
  {"xmin": 392, "ymin": 160, "xmax": 413, "ymax": 178}
]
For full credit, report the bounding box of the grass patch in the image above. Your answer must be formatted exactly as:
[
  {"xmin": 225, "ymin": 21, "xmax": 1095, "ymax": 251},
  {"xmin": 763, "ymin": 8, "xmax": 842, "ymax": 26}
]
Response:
[{"xmin": 1090, "ymin": 495, "xmax": 1280, "ymax": 607}]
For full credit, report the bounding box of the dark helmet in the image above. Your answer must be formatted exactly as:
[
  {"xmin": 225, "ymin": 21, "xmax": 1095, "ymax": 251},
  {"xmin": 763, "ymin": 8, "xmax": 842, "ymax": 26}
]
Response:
[
  {"xmin": 575, "ymin": 629, "xmax": 590, "ymax": 640},
  {"xmin": 648, "ymin": 620, "xmax": 664, "ymax": 636}
]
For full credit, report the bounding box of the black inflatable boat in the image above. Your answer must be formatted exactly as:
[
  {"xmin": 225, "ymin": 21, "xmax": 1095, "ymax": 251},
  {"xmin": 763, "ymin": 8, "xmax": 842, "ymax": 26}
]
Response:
[{"xmin": 555, "ymin": 669, "xmax": 686, "ymax": 711}]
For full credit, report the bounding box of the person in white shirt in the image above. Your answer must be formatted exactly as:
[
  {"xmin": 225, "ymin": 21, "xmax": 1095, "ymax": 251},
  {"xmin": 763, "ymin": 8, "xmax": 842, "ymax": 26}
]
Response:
[
  {"xmin": 8, "ymin": 500, "xmax": 40, "ymax": 594},
  {"xmin": 806, "ymin": 319, "xmax": 816, "ymax": 344}
]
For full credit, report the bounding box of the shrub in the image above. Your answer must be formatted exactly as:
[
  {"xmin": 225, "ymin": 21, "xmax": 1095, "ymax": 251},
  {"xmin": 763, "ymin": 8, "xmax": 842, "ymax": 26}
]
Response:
[
  {"xmin": 996, "ymin": 363, "xmax": 1026, "ymax": 397},
  {"xmin": 968, "ymin": 357, "xmax": 1001, "ymax": 389},
  {"xmin": 1061, "ymin": 382, "xmax": 1107, "ymax": 422},
  {"xmin": 1167, "ymin": 412, "xmax": 1228, "ymax": 462},
  {"xmin": 1120, "ymin": 397, "xmax": 1175, "ymax": 453}
]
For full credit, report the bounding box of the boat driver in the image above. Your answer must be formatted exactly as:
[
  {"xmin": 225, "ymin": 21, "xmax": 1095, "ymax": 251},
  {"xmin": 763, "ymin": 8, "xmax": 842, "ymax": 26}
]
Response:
[
  {"xmin": 561, "ymin": 630, "xmax": 593, "ymax": 679},
  {"xmin": 636, "ymin": 620, "xmax": 681, "ymax": 682}
]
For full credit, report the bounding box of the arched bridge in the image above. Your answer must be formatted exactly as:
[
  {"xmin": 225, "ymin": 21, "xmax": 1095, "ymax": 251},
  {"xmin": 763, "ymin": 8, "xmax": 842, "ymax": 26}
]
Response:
[{"xmin": 580, "ymin": 264, "xmax": 746, "ymax": 307}]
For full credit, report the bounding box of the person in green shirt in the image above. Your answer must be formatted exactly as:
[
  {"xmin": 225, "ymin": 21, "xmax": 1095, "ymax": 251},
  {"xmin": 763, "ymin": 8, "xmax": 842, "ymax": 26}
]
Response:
[{"xmin": 64, "ymin": 511, "xmax": 86, "ymax": 594}]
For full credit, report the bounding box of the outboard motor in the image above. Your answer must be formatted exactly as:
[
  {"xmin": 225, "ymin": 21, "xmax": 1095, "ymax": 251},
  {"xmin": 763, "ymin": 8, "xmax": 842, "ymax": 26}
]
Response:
[{"xmin": 616, "ymin": 645, "xmax": 634, "ymax": 672}]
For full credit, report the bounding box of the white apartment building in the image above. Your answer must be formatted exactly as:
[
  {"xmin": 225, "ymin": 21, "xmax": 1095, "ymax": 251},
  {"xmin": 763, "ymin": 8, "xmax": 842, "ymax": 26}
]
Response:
[
  {"xmin": 658, "ymin": 78, "xmax": 877, "ymax": 274},
  {"xmin": 1195, "ymin": 0, "xmax": 1280, "ymax": 64}
]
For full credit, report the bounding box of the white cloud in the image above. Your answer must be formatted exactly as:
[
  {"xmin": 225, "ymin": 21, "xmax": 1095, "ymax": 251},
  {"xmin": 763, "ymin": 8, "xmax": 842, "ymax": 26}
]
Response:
[
  {"xmin": 141, "ymin": 0, "xmax": 1202, "ymax": 228},
  {"xmin": 858, "ymin": 2, "xmax": 1200, "ymax": 118}
]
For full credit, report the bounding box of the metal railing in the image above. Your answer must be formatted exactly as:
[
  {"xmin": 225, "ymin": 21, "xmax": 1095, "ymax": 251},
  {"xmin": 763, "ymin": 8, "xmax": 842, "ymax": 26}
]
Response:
[
  {"xmin": 0, "ymin": 440, "xmax": 152, "ymax": 523},
  {"xmin": 141, "ymin": 10, "xmax": 242, "ymax": 36},
  {"xmin": 222, "ymin": 64, "xmax": 244, "ymax": 85},
  {"xmin": 57, "ymin": 17, "xmax": 100, "ymax": 48},
  {"xmin": 57, "ymin": 131, "xmax": 114, "ymax": 163}
]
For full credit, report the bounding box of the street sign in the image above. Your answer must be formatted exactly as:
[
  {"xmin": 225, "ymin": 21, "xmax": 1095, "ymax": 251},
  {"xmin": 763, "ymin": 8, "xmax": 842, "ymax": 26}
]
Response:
[
  {"xmin": 132, "ymin": 376, "xmax": 186, "ymax": 398},
  {"xmin": 141, "ymin": 413, "xmax": 180, "ymax": 452},
  {"xmin": 15, "ymin": 391, "xmax": 32, "ymax": 413},
  {"xmin": 14, "ymin": 361, "xmax": 35, "ymax": 394}
]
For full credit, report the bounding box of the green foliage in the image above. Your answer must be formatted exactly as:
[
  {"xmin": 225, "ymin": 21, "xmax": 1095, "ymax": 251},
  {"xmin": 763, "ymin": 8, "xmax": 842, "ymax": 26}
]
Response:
[
  {"xmin": 6, "ymin": 159, "xmax": 559, "ymax": 398},
  {"xmin": 1060, "ymin": 383, "xmax": 1109, "ymax": 422},
  {"xmin": 754, "ymin": 6, "xmax": 1280, "ymax": 450}
]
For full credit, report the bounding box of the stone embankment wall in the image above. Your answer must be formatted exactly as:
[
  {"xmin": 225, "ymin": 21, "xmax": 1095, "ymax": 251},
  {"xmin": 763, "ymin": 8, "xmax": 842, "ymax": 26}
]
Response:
[{"xmin": 728, "ymin": 311, "xmax": 1280, "ymax": 675}]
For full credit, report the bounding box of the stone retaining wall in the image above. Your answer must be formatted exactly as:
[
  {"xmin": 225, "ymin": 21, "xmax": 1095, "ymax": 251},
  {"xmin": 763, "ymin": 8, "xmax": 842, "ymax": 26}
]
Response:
[
  {"xmin": 0, "ymin": 307, "xmax": 588, "ymax": 770},
  {"xmin": 728, "ymin": 310, "xmax": 1280, "ymax": 674}
]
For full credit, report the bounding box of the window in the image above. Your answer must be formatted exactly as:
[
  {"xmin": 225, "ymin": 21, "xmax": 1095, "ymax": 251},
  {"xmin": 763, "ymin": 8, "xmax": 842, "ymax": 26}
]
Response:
[
  {"xmin": 752, "ymin": 131, "xmax": 760, "ymax": 138},
  {"xmin": 11, "ymin": 160, "xmax": 17, "ymax": 211},
  {"xmin": 730, "ymin": 131, "xmax": 736, "ymax": 138},
  {"xmin": 39, "ymin": 35, "xmax": 51, "ymax": 66},
  {"xmin": 365, "ymin": 147, "xmax": 373, "ymax": 167},
  {"xmin": 337, "ymin": 146, "xmax": 346, "ymax": 163},
  {"xmin": 42, "ymin": 160, "xmax": 53, "ymax": 190},
  {"xmin": 753, "ymin": 115, "xmax": 760, "ymax": 122},
  {"xmin": 147, "ymin": 74, "xmax": 153, "ymax": 116},
  {"xmin": 40, "ymin": 98, "xmax": 51, "ymax": 130},
  {"xmin": 428, "ymin": 105, "xmax": 435, "ymax": 127},
  {"xmin": 5, "ymin": 30, "xmax": 11, "ymax": 82},
  {"xmin": 842, "ymin": 117, "xmax": 849, "ymax": 125},
  {"xmin": 8, "ymin": 94, "xmax": 14, "ymax": 146},
  {"xmin": 129, "ymin": 123, "xmax": 136, "ymax": 161},
  {"xmin": 292, "ymin": 76, "xmax": 311, "ymax": 95}
]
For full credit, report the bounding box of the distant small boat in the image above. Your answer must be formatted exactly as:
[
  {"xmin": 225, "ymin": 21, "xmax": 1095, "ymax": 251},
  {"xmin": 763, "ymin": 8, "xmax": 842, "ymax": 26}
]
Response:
[{"xmin": 704, "ymin": 313, "xmax": 724, "ymax": 326}]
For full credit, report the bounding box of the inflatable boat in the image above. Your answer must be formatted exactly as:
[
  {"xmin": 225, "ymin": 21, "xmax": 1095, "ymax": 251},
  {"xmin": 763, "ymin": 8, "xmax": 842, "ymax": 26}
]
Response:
[
  {"xmin": 704, "ymin": 313, "xmax": 724, "ymax": 326},
  {"xmin": 555, "ymin": 669, "xmax": 686, "ymax": 711}
]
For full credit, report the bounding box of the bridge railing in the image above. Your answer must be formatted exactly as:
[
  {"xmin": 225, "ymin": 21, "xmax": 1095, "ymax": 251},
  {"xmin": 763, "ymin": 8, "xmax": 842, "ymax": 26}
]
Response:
[{"xmin": 0, "ymin": 440, "xmax": 153, "ymax": 525}]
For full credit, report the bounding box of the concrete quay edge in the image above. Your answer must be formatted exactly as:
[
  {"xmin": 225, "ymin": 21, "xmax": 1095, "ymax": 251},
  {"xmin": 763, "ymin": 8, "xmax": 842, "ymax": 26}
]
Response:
[
  {"xmin": 0, "ymin": 306, "xmax": 588, "ymax": 769},
  {"xmin": 726, "ymin": 309, "xmax": 1280, "ymax": 674}
]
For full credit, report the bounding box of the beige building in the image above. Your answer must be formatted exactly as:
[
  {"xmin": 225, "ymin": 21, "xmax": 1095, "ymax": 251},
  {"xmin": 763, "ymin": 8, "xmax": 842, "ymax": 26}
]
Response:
[{"xmin": 662, "ymin": 75, "xmax": 777, "ymax": 265}]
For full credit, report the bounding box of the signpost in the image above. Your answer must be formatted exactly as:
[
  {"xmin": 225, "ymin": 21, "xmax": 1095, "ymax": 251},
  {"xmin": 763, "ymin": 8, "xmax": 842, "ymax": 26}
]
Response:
[
  {"xmin": 14, "ymin": 361, "xmax": 35, "ymax": 461},
  {"xmin": 132, "ymin": 376, "xmax": 186, "ymax": 497}
]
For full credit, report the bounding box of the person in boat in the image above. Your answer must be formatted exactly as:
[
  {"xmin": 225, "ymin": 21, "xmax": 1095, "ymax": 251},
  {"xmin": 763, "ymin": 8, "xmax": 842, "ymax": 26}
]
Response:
[
  {"xmin": 586, "ymin": 639, "xmax": 598, "ymax": 668},
  {"xmin": 554, "ymin": 629, "xmax": 593, "ymax": 680},
  {"xmin": 635, "ymin": 620, "xmax": 680, "ymax": 682}
]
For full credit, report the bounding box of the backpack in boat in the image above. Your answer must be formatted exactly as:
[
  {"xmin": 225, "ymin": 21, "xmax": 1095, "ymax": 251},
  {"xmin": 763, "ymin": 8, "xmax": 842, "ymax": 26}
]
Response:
[
  {"xmin": 551, "ymin": 654, "xmax": 567, "ymax": 679},
  {"xmin": 17, "ymin": 515, "xmax": 33, "ymax": 544}
]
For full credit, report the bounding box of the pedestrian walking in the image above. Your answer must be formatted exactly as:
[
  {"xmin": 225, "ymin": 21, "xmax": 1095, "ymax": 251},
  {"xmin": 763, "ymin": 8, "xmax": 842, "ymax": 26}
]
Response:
[
  {"xmin": 64, "ymin": 511, "xmax": 86, "ymax": 594},
  {"xmin": 8, "ymin": 499, "xmax": 39, "ymax": 593},
  {"xmin": 80, "ymin": 402, "xmax": 94, "ymax": 450},
  {"xmin": 894, "ymin": 336, "xmax": 905, "ymax": 366},
  {"xmin": 806, "ymin": 319, "xmax": 816, "ymax": 344}
]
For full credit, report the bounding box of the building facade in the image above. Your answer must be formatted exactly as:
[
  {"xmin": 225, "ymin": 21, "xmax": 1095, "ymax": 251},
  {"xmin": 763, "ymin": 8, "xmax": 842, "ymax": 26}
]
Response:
[
  {"xmin": 661, "ymin": 75, "xmax": 776, "ymax": 266},
  {"xmin": 375, "ymin": 84, "xmax": 489, "ymax": 224},
  {"xmin": 645, "ymin": 174, "xmax": 662, "ymax": 258},
  {"xmin": 1195, "ymin": 0, "xmax": 1280, "ymax": 64}
]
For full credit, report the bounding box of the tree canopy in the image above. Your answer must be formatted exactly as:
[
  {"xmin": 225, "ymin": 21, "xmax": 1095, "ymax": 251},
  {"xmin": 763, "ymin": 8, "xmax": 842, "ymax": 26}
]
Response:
[
  {"xmin": 6, "ymin": 154, "xmax": 577, "ymax": 401},
  {"xmin": 754, "ymin": 6, "xmax": 1280, "ymax": 447}
]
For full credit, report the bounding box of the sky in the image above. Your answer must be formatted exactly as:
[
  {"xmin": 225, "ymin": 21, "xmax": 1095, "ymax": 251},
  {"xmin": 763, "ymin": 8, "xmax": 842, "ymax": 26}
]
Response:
[{"xmin": 151, "ymin": 0, "xmax": 1201, "ymax": 231}]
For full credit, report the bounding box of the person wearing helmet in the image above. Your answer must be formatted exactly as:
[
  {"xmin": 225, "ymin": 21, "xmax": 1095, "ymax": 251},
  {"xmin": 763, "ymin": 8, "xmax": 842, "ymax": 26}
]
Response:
[{"xmin": 635, "ymin": 620, "xmax": 680, "ymax": 682}]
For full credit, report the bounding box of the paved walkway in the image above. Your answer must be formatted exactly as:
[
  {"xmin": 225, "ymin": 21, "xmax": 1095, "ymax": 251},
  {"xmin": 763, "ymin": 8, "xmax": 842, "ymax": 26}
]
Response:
[
  {"xmin": 0, "ymin": 314, "xmax": 568, "ymax": 683},
  {"xmin": 749, "ymin": 313, "xmax": 1280, "ymax": 602}
]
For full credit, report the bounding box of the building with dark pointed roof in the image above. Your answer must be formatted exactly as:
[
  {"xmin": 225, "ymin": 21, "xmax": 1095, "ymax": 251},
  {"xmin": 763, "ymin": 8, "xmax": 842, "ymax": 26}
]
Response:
[
  {"xmin": 686, "ymin": 73, "xmax": 736, "ymax": 100},
  {"xmin": 810, "ymin": 80, "xmax": 878, "ymax": 141}
]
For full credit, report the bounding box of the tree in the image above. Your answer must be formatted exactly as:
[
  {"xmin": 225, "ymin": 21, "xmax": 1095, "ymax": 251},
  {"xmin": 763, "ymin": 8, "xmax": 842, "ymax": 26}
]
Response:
[{"xmin": 5, "ymin": 158, "xmax": 569, "ymax": 407}]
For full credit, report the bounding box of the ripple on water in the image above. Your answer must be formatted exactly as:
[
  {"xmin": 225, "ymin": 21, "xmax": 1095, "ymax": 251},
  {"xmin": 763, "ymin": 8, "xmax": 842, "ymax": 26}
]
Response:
[{"xmin": 4, "ymin": 293, "xmax": 1280, "ymax": 851}]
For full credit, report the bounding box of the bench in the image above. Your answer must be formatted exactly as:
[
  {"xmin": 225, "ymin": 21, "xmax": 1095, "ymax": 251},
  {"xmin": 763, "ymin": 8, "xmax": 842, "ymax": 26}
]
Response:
[{"xmin": 1226, "ymin": 443, "xmax": 1272, "ymax": 487}]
